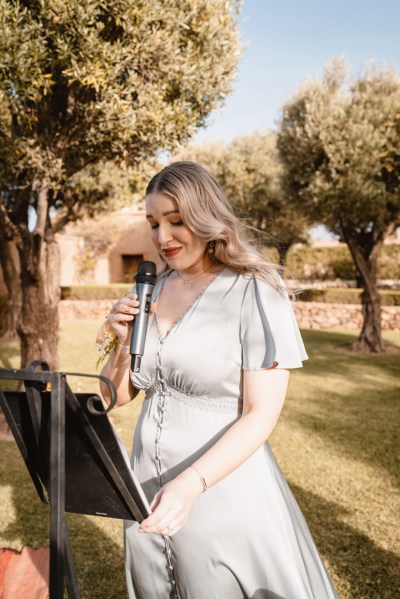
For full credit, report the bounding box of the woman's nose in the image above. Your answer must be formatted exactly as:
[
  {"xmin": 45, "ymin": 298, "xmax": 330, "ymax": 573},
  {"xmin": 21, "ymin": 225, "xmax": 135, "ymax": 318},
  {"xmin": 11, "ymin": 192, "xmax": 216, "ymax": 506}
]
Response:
[{"xmin": 157, "ymin": 224, "xmax": 173, "ymax": 244}]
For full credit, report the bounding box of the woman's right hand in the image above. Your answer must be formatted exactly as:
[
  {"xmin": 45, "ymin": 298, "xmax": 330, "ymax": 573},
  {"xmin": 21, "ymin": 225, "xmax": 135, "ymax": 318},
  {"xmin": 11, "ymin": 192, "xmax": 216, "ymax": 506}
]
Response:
[{"xmin": 105, "ymin": 293, "xmax": 140, "ymax": 346}]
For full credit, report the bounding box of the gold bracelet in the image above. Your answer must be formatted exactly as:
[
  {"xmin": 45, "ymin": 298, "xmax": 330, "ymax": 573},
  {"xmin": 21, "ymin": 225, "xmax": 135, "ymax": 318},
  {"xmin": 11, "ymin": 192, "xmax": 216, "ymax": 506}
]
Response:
[{"xmin": 189, "ymin": 465, "xmax": 208, "ymax": 493}]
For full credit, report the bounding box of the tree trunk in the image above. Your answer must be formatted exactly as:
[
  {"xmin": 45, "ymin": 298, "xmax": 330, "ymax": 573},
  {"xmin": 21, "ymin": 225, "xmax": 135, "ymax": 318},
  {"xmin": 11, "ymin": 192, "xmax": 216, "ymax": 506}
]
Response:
[
  {"xmin": 356, "ymin": 285, "xmax": 385, "ymax": 352},
  {"xmin": 16, "ymin": 180, "xmax": 61, "ymax": 370},
  {"xmin": 277, "ymin": 241, "xmax": 291, "ymax": 267},
  {"xmin": 355, "ymin": 267, "xmax": 363, "ymax": 289},
  {"xmin": 0, "ymin": 236, "xmax": 22, "ymax": 341},
  {"xmin": 17, "ymin": 235, "xmax": 60, "ymax": 370},
  {"xmin": 340, "ymin": 224, "xmax": 385, "ymax": 353}
]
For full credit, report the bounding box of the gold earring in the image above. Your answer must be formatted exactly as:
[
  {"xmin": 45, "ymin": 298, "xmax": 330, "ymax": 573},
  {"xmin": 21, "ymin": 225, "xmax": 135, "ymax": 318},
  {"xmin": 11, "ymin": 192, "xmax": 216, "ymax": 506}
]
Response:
[{"xmin": 208, "ymin": 241, "xmax": 215, "ymax": 255}]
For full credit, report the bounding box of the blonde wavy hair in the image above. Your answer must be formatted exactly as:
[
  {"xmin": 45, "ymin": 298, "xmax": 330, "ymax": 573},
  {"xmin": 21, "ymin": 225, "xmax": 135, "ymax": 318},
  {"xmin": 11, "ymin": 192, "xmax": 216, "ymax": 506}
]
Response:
[{"xmin": 146, "ymin": 161, "xmax": 288, "ymax": 294}]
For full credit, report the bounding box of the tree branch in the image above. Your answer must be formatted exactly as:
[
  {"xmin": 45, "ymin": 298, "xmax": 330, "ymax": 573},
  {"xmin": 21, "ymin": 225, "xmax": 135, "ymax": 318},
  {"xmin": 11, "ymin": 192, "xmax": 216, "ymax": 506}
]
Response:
[
  {"xmin": 52, "ymin": 201, "xmax": 84, "ymax": 234},
  {"xmin": 0, "ymin": 202, "xmax": 23, "ymax": 249},
  {"xmin": 33, "ymin": 177, "xmax": 50, "ymax": 237}
]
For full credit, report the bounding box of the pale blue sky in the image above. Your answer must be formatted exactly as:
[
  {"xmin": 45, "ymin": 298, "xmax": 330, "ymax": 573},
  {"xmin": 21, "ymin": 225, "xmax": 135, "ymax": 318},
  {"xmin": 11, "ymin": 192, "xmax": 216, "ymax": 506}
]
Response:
[{"xmin": 194, "ymin": 0, "xmax": 400, "ymax": 144}]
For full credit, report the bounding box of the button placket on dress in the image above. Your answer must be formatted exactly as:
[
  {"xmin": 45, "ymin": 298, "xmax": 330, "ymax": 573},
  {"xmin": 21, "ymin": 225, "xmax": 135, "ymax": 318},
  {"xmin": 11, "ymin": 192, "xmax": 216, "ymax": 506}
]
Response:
[
  {"xmin": 150, "ymin": 271, "xmax": 224, "ymax": 599},
  {"xmin": 154, "ymin": 335, "xmax": 179, "ymax": 598},
  {"xmin": 155, "ymin": 338, "xmax": 167, "ymax": 488}
]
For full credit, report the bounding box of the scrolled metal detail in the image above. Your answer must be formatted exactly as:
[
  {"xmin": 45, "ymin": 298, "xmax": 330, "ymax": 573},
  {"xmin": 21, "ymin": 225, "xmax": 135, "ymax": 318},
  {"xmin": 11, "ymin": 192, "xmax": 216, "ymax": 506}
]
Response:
[{"xmin": 61, "ymin": 372, "xmax": 117, "ymax": 414}]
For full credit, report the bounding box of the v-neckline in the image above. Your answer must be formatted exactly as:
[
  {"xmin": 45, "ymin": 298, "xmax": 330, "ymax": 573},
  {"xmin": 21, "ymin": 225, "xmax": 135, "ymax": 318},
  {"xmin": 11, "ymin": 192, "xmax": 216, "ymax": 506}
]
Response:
[{"xmin": 154, "ymin": 268, "xmax": 225, "ymax": 341}]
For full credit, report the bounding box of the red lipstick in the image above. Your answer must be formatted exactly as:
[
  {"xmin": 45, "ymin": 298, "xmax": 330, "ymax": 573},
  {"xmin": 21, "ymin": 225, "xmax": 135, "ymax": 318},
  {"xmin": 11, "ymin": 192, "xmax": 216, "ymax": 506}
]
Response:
[{"xmin": 162, "ymin": 247, "xmax": 182, "ymax": 258}]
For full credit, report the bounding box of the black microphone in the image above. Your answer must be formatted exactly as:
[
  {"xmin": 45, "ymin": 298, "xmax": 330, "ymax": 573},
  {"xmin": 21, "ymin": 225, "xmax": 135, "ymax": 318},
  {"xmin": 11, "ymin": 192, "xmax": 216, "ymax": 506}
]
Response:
[{"xmin": 130, "ymin": 261, "xmax": 157, "ymax": 373}]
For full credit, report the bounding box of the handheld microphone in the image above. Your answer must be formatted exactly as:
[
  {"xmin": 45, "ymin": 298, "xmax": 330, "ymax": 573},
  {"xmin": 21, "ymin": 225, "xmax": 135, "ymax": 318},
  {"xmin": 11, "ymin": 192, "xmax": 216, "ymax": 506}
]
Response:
[{"xmin": 130, "ymin": 261, "xmax": 157, "ymax": 373}]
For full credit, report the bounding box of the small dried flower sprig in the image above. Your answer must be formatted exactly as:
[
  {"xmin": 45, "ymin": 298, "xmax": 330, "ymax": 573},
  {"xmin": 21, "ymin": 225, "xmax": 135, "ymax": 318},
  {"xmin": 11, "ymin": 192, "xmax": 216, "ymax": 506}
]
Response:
[{"xmin": 95, "ymin": 320, "xmax": 118, "ymax": 368}]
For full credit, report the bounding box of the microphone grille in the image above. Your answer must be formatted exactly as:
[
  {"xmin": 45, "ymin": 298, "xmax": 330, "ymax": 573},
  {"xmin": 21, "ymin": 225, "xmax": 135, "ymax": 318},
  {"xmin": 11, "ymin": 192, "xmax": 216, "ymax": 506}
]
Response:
[{"xmin": 135, "ymin": 261, "xmax": 157, "ymax": 285}]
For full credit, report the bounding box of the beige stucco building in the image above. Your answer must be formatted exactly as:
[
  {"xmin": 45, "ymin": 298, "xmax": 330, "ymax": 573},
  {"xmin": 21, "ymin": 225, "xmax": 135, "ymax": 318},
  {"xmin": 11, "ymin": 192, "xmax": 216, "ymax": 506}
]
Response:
[{"xmin": 58, "ymin": 208, "xmax": 162, "ymax": 286}]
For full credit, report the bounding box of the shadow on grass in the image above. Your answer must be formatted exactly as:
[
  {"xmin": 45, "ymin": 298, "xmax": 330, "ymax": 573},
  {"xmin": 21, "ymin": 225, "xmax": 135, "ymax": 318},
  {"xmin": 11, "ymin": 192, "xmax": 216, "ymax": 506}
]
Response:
[
  {"xmin": 0, "ymin": 441, "xmax": 127, "ymax": 599},
  {"xmin": 302, "ymin": 329, "xmax": 400, "ymax": 368},
  {"xmin": 295, "ymin": 330, "xmax": 400, "ymax": 488},
  {"xmin": 3, "ymin": 433, "xmax": 399, "ymax": 599},
  {"xmin": 291, "ymin": 482, "xmax": 400, "ymax": 599}
]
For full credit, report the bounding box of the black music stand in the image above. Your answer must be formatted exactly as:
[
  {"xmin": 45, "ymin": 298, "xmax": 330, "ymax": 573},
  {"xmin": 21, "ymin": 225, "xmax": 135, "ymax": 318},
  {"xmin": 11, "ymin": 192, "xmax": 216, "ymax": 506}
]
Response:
[{"xmin": 0, "ymin": 362, "xmax": 150, "ymax": 599}]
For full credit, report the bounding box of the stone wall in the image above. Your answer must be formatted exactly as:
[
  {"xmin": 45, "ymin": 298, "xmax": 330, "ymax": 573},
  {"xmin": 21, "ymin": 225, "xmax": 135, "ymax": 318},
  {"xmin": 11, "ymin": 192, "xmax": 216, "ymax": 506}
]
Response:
[
  {"xmin": 59, "ymin": 300, "xmax": 400, "ymax": 330},
  {"xmin": 292, "ymin": 302, "xmax": 399, "ymax": 330}
]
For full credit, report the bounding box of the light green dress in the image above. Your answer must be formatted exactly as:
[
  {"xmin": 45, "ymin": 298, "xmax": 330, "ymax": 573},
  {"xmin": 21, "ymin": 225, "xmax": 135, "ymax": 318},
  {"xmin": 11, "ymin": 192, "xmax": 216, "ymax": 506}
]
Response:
[{"xmin": 125, "ymin": 268, "xmax": 338, "ymax": 599}]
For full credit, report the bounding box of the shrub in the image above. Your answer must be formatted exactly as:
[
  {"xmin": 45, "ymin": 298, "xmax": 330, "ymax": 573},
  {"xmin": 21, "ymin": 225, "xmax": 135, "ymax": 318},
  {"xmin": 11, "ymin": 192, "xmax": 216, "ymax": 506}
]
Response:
[
  {"xmin": 285, "ymin": 244, "xmax": 399, "ymax": 281},
  {"xmin": 296, "ymin": 288, "xmax": 400, "ymax": 305},
  {"xmin": 61, "ymin": 285, "xmax": 132, "ymax": 301}
]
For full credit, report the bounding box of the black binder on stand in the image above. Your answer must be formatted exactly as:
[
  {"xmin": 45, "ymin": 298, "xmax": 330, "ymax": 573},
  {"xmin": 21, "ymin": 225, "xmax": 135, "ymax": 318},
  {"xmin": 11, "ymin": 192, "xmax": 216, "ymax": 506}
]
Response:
[{"xmin": 0, "ymin": 362, "xmax": 151, "ymax": 599}]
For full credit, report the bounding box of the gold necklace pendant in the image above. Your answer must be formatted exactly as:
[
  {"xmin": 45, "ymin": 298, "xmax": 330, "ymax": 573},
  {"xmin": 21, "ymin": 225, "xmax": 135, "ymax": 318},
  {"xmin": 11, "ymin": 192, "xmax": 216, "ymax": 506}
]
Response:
[{"xmin": 176, "ymin": 269, "xmax": 209, "ymax": 284}]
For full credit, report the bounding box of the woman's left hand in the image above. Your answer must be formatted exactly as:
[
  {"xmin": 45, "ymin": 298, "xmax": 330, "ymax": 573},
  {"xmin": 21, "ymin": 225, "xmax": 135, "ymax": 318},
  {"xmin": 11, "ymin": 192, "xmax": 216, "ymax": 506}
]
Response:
[{"xmin": 138, "ymin": 468, "xmax": 203, "ymax": 537}]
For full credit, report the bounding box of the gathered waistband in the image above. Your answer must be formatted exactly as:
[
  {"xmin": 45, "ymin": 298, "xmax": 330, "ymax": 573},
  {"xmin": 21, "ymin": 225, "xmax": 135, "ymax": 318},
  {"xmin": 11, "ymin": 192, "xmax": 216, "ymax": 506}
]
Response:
[{"xmin": 145, "ymin": 380, "xmax": 241, "ymax": 415}]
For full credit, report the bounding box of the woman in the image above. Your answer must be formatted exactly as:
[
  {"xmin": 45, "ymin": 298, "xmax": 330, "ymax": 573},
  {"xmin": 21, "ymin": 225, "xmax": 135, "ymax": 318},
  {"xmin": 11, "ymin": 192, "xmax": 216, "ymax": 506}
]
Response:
[{"xmin": 99, "ymin": 162, "xmax": 338, "ymax": 598}]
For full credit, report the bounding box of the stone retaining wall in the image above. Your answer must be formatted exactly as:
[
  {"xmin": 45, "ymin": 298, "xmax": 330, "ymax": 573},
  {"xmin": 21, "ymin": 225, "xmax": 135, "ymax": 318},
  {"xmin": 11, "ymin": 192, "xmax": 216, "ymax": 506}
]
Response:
[
  {"xmin": 292, "ymin": 302, "xmax": 399, "ymax": 330},
  {"xmin": 59, "ymin": 300, "xmax": 400, "ymax": 330}
]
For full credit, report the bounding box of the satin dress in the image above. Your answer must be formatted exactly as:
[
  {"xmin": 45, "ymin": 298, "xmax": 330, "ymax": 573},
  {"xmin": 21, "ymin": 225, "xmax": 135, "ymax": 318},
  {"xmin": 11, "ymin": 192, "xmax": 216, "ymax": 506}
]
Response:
[{"xmin": 124, "ymin": 268, "xmax": 338, "ymax": 599}]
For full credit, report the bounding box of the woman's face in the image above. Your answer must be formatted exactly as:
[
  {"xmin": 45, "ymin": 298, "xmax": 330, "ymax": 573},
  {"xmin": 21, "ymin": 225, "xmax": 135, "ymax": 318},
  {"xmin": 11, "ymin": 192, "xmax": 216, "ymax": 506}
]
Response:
[{"xmin": 146, "ymin": 192, "xmax": 208, "ymax": 271}]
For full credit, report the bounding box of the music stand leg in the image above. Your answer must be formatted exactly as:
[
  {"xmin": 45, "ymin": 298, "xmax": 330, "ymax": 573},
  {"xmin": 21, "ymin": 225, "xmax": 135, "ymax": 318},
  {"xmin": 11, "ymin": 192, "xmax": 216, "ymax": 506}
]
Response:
[
  {"xmin": 64, "ymin": 525, "xmax": 80, "ymax": 598},
  {"xmin": 49, "ymin": 373, "xmax": 66, "ymax": 599}
]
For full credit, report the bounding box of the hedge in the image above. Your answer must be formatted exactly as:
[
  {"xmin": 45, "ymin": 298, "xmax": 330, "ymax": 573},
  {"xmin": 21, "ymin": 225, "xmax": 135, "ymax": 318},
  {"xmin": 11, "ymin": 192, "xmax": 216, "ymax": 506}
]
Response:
[
  {"xmin": 1, "ymin": 288, "xmax": 399, "ymax": 306},
  {"xmin": 57, "ymin": 286, "xmax": 400, "ymax": 305},
  {"xmin": 296, "ymin": 288, "xmax": 400, "ymax": 306},
  {"xmin": 283, "ymin": 244, "xmax": 400, "ymax": 281},
  {"xmin": 60, "ymin": 284, "xmax": 132, "ymax": 300}
]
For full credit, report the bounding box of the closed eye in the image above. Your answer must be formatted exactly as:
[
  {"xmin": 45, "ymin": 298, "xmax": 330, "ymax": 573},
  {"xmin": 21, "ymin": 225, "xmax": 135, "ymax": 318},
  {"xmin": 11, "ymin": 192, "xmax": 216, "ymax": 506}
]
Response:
[{"xmin": 149, "ymin": 220, "xmax": 183, "ymax": 230}]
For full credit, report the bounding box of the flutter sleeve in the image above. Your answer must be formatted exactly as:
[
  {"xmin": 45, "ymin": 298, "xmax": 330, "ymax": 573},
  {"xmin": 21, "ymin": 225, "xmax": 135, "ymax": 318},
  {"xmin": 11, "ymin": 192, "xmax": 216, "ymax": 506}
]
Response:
[{"xmin": 240, "ymin": 276, "xmax": 308, "ymax": 370}]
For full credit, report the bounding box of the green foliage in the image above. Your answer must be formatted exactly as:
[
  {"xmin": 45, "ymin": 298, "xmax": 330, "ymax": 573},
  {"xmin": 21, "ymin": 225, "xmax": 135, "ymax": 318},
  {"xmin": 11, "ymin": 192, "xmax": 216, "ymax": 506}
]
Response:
[
  {"xmin": 0, "ymin": 0, "xmax": 242, "ymax": 221},
  {"xmin": 286, "ymin": 243, "xmax": 400, "ymax": 281},
  {"xmin": 296, "ymin": 288, "xmax": 400, "ymax": 306},
  {"xmin": 277, "ymin": 60, "xmax": 400, "ymax": 350},
  {"xmin": 277, "ymin": 59, "xmax": 400, "ymax": 236},
  {"xmin": 378, "ymin": 243, "xmax": 400, "ymax": 280},
  {"xmin": 0, "ymin": 0, "xmax": 242, "ymax": 364},
  {"xmin": 65, "ymin": 159, "xmax": 152, "ymax": 220},
  {"xmin": 379, "ymin": 289, "xmax": 400, "ymax": 306},
  {"xmin": 176, "ymin": 132, "xmax": 310, "ymax": 257},
  {"xmin": 286, "ymin": 245, "xmax": 354, "ymax": 280}
]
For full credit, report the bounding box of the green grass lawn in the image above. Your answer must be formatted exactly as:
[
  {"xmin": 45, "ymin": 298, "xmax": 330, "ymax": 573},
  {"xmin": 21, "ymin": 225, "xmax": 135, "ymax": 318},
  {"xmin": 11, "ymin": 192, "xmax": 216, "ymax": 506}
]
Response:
[{"xmin": 0, "ymin": 323, "xmax": 399, "ymax": 598}]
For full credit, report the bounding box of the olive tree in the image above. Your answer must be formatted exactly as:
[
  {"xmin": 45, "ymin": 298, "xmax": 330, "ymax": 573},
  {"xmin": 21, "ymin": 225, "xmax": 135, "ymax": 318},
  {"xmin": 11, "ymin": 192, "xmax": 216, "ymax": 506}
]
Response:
[
  {"xmin": 0, "ymin": 0, "xmax": 242, "ymax": 367},
  {"xmin": 277, "ymin": 59, "xmax": 400, "ymax": 352}
]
